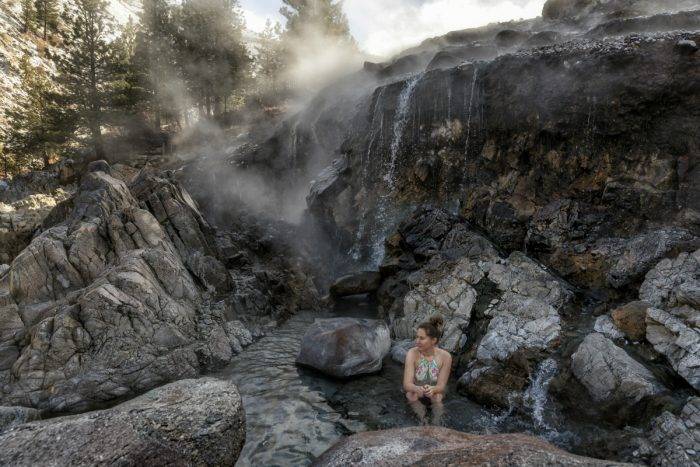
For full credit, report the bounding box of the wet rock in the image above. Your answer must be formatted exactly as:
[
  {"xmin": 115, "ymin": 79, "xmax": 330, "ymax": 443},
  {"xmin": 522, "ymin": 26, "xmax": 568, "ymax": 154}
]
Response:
[
  {"xmin": 542, "ymin": 0, "xmax": 596, "ymax": 20},
  {"xmin": 0, "ymin": 378, "xmax": 245, "ymax": 466},
  {"xmin": 594, "ymin": 314, "xmax": 625, "ymax": 340},
  {"xmin": 457, "ymin": 351, "xmax": 539, "ymax": 408},
  {"xmin": 296, "ymin": 318, "xmax": 391, "ymax": 378},
  {"xmin": 611, "ymin": 301, "xmax": 650, "ymax": 341},
  {"xmin": 495, "ymin": 30, "xmax": 530, "ymax": 48},
  {"xmin": 639, "ymin": 250, "xmax": 700, "ymax": 309},
  {"xmin": 571, "ymin": 333, "xmax": 666, "ymax": 407},
  {"xmin": 646, "ymin": 307, "xmax": 700, "ymax": 390},
  {"xmin": 607, "ymin": 229, "xmax": 698, "ymax": 288},
  {"xmin": 676, "ymin": 39, "xmax": 699, "ymax": 54},
  {"xmin": 390, "ymin": 339, "xmax": 414, "ymax": 364},
  {"xmin": 640, "ymin": 397, "xmax": 700, "ymax": 466},
  {"xmin": 330, "ymin": 271, "xmax": 382, "ymax": 297},
  {"xmin": 314, "ymin": 426, "xmax": 629, "ymax": 466},
  {"xmin": 524, "ymin": 31, "xmax": 563, "ymax": 48},
  {"xmin": 473, "ymin": 252, "xmax": 572, "ymax": 363},
  {"xmin": 307, "ymin": 156, "xmax": 349, "ymax": 212},
  {"xmin": 394, "ymin": 257, "xmax": 481, "ymax": 352},
  {"xmin": 0, "ymin": 406, "xmax": 40, "ymax": 432}
]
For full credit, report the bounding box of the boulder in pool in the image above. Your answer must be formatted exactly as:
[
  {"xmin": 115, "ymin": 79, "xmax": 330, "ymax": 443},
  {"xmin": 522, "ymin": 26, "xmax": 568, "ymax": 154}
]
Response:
[
  {"xmin": 296, "ymin": 318, "xmax": 391, "ymax": 378},
  {"xmin": 330, "ymin": 271, "xmax": 383, "ymax": 297},
  {"xmin": 313, "ymin": 426, "xmax": 631, "ymax": 466}
]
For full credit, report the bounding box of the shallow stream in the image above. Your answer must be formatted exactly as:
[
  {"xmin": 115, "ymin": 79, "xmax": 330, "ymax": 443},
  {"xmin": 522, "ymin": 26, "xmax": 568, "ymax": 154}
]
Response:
[{"xmin": 218, "ymin": 297, "xmax": 614, "ymax": 466}]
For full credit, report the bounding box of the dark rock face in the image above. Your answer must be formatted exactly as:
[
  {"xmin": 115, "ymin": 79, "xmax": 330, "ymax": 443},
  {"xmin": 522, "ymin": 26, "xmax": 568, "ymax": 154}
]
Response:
[
  {"xmin": 296, "ymin": 318, "xmax": 391, "ymax": 378},
  {"xmin": 0, "ymin": 378, "xmax": 245, "ymax": 466},
  {"xmin": 313, "ymin": 426, "xmax": 631, "ymax": 466},
  {"xmin": 330, "ymin": 271, "xmax": 382, "ymax": 297},
  {"xmin": 263, "ymin": 29, "xmax": 700, "ymax": 298}
]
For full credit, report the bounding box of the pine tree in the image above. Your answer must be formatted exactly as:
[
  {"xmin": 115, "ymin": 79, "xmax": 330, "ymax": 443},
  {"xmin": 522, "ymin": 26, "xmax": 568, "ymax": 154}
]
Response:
[
  {"xmin": 280, "ymin": 0, "xmax": 354, "ymax": 43},
  {"xmin": 174, "ymin": 0, "xmax": 251, "ymax": 118},
  {"xmin": 56, "ymin": 0, "xmax": 116, "ymax": 158},
  {"xmin": 20, "ymin": 0, "xmax": 36, "ymax": 34},
  {"xmin": 134, "ymin": 0, "xmax": 180, "ymax": 130},
  {"xmin": 255, "ymin": 20, "xmax": 285, "ymax": 95},
  {"xmin": 110, "ymin": 18, "xmax": 146, "ymax": 121},
  {"xmin": 34, "ymin": 0, "xmax": 60, "ymax": 40},
  {"xmin": 4, "ymin": 56, "xmax": 71, "ymax": 170}
]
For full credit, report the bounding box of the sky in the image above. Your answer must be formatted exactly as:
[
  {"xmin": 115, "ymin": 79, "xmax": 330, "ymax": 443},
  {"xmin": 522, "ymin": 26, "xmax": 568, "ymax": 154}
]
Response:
[{"xmin": 240, "ymin": 0, "xmax": 547, "ymax": 57}]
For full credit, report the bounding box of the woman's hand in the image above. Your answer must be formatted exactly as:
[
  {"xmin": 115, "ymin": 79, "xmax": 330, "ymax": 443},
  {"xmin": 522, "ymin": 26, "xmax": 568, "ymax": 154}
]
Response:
[{"xmin": 424, "ymin": 385, "xmax": 443, "ymax": 396}]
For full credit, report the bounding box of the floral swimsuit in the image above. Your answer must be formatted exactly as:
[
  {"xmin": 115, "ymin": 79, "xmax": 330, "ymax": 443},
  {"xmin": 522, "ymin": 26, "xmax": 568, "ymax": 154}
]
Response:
[{"xmin": 414, "ymin": 353, "xmax": 440, "ymax": 386}]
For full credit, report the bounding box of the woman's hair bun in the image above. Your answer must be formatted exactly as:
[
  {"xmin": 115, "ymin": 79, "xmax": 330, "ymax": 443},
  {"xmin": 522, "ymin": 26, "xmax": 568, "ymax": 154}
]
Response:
[{"xmin": 429, "ymin": 315, "xmax": 444, "ymax": 333}]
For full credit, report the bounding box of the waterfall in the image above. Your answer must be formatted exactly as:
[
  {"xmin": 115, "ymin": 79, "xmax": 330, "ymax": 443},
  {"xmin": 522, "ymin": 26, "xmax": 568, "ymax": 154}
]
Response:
[
  {"xmin": 464, "ymin": 67, "xmax": 479, "ymax": 156},
  {"xmin": 523, "ymin": 358, "xmax": 558, "ymax": 430},
  {"xmin": 385, "ymin": 74, "xmax": 422, "ymax": 189},
  {"xmin": 352, "ymin": 87, "xmax": 387, "ymax": 261}
]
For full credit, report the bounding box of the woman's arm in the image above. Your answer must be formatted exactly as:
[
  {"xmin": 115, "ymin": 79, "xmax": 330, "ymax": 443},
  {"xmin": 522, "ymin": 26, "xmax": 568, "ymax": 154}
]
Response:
[
  {"xmin": 431, "ymin": 351, "xmax": 452, "ymax": 395},
  {"xmin": 403, "ymin": 349, "xmax": 423, "ymax": 394}
]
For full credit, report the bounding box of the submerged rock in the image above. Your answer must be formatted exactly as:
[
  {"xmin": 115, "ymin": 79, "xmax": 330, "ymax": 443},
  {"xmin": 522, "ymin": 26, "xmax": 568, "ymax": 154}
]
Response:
[
  {"xmin": 313, "ymin": 426, "xmax": 630, "ymax": 466},
  {"xmin": 390, "ymin": 339, "xmax": 414, "ymax": 364},
  {"xmin": 0, "ymin": 378, "xmax": 245, "ymax": 466},
  {"xmin": 571, "ymin": 333, "xmax": 666, "ymax": 407},
  {"xmin": 330, "ymin": 271, "xmax": 382, "ymax": 297},
  {"xmin": 296, "ymin": 318, "xmax": 391, "ymax": 378}
]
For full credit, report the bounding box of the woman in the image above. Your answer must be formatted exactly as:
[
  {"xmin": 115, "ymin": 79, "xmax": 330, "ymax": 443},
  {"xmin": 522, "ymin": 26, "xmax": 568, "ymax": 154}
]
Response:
[{"xmin": 403, "ymin": 316, "xmax": 452, "ymax": 425}]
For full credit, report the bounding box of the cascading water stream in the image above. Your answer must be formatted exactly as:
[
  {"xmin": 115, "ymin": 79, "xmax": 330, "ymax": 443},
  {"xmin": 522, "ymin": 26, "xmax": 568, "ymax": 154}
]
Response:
[
  {"xmin": 464, "ymin": 66, "xmax": 479, "ymax": 156},
  {"xmin": 523, "ymin": 358, "xmax": 558, "ymax": 430},
  {"xmin": 385, "ymin": 74, "xmax": 422, "ymax": 189},
  {"xmin": 351, "ymin": 87, "xmax": 387, "ymax": 261}
]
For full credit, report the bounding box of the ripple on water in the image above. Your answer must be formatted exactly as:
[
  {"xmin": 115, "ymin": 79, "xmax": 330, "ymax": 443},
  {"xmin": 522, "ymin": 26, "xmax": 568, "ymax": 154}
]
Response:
[{"xmin": 218, "ymin": 311, "xmax": 363, "ymax": 467}]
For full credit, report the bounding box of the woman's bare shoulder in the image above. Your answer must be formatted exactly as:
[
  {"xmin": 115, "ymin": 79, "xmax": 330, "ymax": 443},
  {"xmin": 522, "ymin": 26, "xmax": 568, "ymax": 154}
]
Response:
[{"xmin": 437, "ymin": 348, "xmax": 452, "ymax": 361}]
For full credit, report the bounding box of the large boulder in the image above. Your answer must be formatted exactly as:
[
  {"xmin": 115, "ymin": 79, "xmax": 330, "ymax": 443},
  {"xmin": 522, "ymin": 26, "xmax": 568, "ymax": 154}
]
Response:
[
  {"xmin": 646, "ymin": 307, "xmax": 700, "ymax": 390},
  {"xmin": 571, "ymin": 333, "xmax": 666, "ymax": 407},
  {"xmin": 296, "ymin": 318, "xmax": 391, "ymax": 378},
  {"xmin": 330, "ymin": 271, "xmax": 382, "ymax": 297},
  {"xmin": 639, "ymin": 250, "xmax": 700, "ymax": 309},
  {"xmin": 0, "ymin": 378, "xmax": 245, "ymax": 466},
  {"xmin": 393, "ymin": 257, "xmax": 481, "ymax": 352},
  {"xmin": 313, "ymin": 426, "xmax": 630, "ymax": 466},
  {"xmin": 0, "ymin": 166, "xmax": 248, "ymax": 412}
]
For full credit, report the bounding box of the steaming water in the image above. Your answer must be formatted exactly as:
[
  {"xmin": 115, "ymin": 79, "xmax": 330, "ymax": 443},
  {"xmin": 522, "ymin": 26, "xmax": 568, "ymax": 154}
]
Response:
[{"xmin": 385, "ymin": 74, "xmax": 422, "ymax": 189}]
